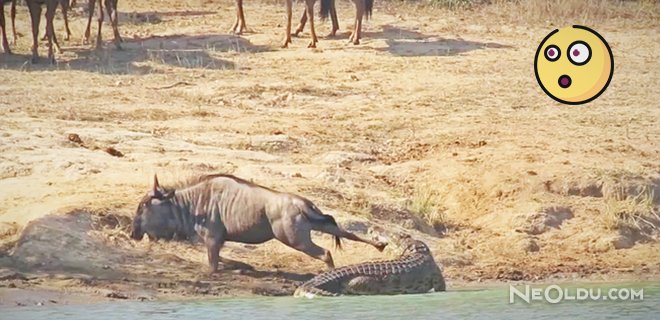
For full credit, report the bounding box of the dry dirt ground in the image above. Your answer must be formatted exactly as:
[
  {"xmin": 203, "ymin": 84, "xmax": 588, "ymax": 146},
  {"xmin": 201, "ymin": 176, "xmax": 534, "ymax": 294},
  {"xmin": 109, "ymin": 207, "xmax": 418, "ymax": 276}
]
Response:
[{"xmin": 0, "ymin": 0, "xmax": 659, "ymax": 306}]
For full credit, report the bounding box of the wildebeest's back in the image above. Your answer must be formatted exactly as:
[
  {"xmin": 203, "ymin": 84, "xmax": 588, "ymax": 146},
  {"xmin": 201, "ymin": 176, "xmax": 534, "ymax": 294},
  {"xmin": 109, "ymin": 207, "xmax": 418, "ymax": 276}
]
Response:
[{"xmin": 204, "ymin": 176, "xmax": 292, "ymax": 244}]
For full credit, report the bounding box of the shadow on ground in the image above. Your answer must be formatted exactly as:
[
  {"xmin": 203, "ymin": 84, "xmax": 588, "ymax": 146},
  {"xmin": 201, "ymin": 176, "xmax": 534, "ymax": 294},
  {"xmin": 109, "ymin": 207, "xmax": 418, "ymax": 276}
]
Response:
[
  {"xmin": 0, "ymin": 33, "xmax": 271, "ymax": 74},
  {"xmin": 369, "ymin": 25, "xmax": 513, "ymax": 57}
]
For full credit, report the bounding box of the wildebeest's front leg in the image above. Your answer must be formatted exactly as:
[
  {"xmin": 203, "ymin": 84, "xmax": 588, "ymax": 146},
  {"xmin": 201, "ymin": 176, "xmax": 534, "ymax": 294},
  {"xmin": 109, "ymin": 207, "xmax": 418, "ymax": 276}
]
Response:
[
  {"xmin": 205, "ymin": 234, "xmax": 225, "ymax": 274},
  {"xmin": 230, "ymin": 0, "xmax": 247, "ymax": 34}
]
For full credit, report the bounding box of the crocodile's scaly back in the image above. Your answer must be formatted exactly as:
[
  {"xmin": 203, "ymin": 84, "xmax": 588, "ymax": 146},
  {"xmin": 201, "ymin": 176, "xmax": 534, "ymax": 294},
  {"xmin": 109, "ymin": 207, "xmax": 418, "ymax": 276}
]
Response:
[{"xmin": 294, "ymin": 235, "xmax": 445, "ymax": 297}]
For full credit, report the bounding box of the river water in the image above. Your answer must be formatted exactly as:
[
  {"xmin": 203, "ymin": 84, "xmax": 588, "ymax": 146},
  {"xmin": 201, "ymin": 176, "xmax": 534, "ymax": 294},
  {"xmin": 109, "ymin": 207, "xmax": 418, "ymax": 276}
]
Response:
[{"xmin": 4, "ymin": 282, "xmax": 658, "ymax": 319}]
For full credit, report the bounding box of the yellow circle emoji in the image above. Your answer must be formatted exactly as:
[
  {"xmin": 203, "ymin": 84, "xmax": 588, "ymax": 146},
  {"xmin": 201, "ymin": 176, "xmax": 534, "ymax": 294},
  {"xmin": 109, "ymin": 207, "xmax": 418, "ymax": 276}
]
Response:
[{"xmin": 534, "ymin": 25, "xmax": 614, "ymax": 105}]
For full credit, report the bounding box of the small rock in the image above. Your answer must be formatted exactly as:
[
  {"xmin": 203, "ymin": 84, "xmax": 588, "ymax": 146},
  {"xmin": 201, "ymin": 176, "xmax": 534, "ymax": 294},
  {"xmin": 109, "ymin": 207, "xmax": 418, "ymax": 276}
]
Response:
[{"xmin": 612, "ymin": 236, "xmax": 634, "ymax": 249}]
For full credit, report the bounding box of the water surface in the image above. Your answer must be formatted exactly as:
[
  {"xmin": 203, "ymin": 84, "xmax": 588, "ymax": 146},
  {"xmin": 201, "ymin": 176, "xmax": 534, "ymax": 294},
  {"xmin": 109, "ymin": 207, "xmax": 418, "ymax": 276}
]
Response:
[{"xmin": 4, "ymin": 282, "xmax": 658, "ymax": 319}]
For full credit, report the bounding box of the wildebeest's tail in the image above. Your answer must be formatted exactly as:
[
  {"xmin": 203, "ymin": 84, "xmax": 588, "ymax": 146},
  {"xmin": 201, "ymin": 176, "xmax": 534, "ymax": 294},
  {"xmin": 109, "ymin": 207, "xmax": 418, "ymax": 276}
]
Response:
[
  {"xmin": 366, "ymin": 0, "xmax": 374, "ymax": 19},
  {"xmin": 320, "ymin": 0, "xmax": 332, "ymax": 20},
  {"xmin": 302, "ymin": 203, "xmax": 342, "ymax": 250}
]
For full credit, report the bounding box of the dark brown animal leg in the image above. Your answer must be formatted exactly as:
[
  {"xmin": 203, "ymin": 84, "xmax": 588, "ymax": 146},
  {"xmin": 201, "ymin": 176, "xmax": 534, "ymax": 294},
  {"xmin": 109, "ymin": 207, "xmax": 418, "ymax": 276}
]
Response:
[
  {"xmin": 83, "ymin": 0, "xmax": 95, "ymax": 45},
  {"xmin": 293, "ymin": 9, "xmax": 307, "ymax": 37},
  {"xmin": 62, "ymin": 0, "xmax": 71, "ymax": 40},
  {"xmin": 305, "ymin": 0, "xmax": 317, "ymax": 48},
  {"xmin": 27, "ymin": 0, "xmax": 42, "ymax": 62},
  {"xmin": 45, "ymin": 0, "xmax": 58, "ymax": 63},
  {"xmin": 329, "ymin": 0, "xmax": 339, "ymax": 37},
  {"xmin": 281, "ymin": 0, "xmax": 292, "ymax": 48},
  {"xmin": 0, "ymin": 1, "xmax": 9, "ymax": 54},
  {"xmin": 95, "ymin": 0, "xmax": 103, "ymax": 50},
  {"xmin": 105, "ymin": 0, "xmax": 121, "ymax": 49}
]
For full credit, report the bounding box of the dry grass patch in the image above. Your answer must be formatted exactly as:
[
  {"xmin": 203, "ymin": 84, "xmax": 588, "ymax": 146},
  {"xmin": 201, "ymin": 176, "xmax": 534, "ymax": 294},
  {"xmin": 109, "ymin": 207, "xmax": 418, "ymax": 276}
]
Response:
[
  {"xmin": 601, "ymin": 188, "xmax": 658, "ymax": 234},
  {"xmin": 486, "ymin": 0, "xmax": 658, "ymax": 26}
]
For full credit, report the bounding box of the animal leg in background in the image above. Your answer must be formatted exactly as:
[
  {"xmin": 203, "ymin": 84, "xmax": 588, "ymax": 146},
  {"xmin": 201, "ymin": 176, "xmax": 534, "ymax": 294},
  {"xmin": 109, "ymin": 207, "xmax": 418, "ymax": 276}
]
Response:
[
  {"xmin": 0, "ymin": 0, "xmax": 9, "ymax": 53},
  {"xmin": 229, "ymin": 0, "xmax": 247, "ymax": 34},
  {"xmin": 295, "ymin": 0, "xmax": 339, "ymax": 38}
]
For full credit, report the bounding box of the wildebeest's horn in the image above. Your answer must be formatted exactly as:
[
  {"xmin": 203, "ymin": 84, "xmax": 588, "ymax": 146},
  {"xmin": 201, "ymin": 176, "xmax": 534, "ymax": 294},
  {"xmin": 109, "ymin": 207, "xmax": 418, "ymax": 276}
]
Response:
[{"xmin": 154, "ymin": 174, "xmax": 160, "ymax": 192}]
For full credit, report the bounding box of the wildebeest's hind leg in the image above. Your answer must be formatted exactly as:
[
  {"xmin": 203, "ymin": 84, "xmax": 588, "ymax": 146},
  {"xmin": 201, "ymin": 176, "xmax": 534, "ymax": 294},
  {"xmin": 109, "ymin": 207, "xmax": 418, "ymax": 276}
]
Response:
[
  {"xmin": 292, "ymin": 9, "xmax": 307, "ymax": 37},
  {"xmin": 318, "ymin": 0, "xmax": 338, "ymax": 38},
  {"xmin": 314, "ymin": 223, "xmax": 387, "ymax": 252},
  {"xmin": 273, "ymin": 219, "xmax": 335, "ymax": 269}
]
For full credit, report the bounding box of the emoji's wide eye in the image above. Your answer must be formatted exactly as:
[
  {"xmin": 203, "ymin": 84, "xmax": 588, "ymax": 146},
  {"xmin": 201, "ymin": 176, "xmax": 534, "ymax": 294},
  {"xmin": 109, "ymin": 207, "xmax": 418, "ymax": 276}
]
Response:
[
  {"xmin": 568, "ymin": 41, "xmax": 591, "ymax": 65},
  {"xmin": 544, "ymin": 45, "xmax": 560, "ymax": 61}
]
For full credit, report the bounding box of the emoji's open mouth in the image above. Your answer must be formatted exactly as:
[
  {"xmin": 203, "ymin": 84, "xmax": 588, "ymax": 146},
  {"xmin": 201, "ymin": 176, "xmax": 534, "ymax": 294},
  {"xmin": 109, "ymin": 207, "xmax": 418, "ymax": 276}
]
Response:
[{"xmin": 558, "ymin": 75, "xmax": 572, "ymax": 88}]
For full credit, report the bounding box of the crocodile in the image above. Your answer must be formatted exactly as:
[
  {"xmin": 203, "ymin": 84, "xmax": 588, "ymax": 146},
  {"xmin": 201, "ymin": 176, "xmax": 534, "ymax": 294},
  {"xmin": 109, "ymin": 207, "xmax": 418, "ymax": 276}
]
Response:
[{"xmin": 294, "ymin": 231, "xmax": 445, "ymax": 297}]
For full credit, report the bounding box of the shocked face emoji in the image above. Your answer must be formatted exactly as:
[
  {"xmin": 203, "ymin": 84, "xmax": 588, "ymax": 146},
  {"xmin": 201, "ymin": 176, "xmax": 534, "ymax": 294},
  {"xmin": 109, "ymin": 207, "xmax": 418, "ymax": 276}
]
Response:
[{"xmin": 534, "ymin": 25, "xmax": 614, "ymax": 105}]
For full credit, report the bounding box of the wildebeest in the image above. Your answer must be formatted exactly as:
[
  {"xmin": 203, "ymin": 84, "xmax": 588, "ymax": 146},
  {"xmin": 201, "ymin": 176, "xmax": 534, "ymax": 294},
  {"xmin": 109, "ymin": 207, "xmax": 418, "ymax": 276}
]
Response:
[
  {"xmin": 0, "ymin": 0, "xmax": 16, "ymax": 54},
  {"xmin": 83, "ymin": 0, "xmax": 122, "ymax": 49},
  {"xmin": 131, "ymin": 174, "xmax": 387, "ymax": 273}
]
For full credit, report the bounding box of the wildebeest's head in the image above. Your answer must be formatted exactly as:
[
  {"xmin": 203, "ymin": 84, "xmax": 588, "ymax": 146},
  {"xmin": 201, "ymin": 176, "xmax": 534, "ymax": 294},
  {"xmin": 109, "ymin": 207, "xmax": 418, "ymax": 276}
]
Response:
[{"xmin": 130, "ymin": 174, "xmax": 177, "ymax": 241}]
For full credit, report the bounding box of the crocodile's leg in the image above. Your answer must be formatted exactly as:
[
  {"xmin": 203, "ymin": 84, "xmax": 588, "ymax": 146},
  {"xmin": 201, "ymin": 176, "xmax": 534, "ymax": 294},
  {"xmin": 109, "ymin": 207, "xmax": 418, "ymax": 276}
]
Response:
[{"xmin": 345, "ymin": 276, "xmax": 384, "ymax": 295}]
